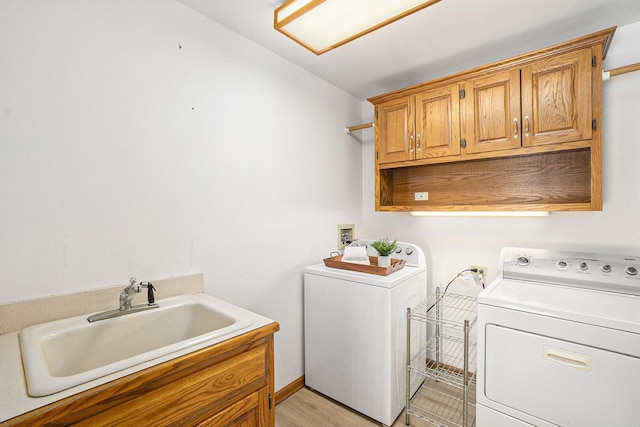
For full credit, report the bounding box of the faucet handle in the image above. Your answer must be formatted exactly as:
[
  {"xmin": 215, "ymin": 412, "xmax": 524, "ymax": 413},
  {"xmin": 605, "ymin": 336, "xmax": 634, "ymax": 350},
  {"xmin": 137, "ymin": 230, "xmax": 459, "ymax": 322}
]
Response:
[{"xmin": 141, "ymin": 282, "xmax": 156, "ymax": 305}]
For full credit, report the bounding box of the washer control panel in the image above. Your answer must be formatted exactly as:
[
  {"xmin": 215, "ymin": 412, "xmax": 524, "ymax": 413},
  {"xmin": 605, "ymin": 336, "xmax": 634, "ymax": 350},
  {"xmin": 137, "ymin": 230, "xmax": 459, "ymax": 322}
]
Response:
[
  {"xmin": 348, "ymin": 239, "xmax": 423, "ymax": 267},
  {"xmin": 500, "ymin": 247, "xmax": 640, "ymax": 296}
]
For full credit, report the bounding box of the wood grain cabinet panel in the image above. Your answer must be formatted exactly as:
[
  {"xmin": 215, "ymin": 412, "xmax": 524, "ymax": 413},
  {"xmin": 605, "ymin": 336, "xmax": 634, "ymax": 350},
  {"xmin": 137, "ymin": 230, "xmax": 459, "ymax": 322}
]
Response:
[
  {"xmin": 415, "ymin": 83, "xmax": 461, "ymax": 159},
  {"xmin": 198, "ymin": 389, "xmax": 267, "ymax": 427},
  {"xmin": 463, "ymin": 68, "xmax": 521, "ymax": 154},
  {"xmin": 522, "ymin": 47, "xmax": 593, "ymax": 147},
  {"xmin": 375, "ymin": 97, "xmax": 413, "ymax": 164}
]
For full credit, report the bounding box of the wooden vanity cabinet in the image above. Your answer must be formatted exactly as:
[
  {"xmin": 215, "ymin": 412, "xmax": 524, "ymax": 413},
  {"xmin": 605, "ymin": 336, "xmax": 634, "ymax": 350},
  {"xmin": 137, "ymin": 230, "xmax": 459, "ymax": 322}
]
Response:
[
  {"xmin": 2, "ymin": 322, "xmax": 279, "ymax": 427},
  {"xmin": 370, "ymin": 27, "xmax": 615, "ymax": 212}
]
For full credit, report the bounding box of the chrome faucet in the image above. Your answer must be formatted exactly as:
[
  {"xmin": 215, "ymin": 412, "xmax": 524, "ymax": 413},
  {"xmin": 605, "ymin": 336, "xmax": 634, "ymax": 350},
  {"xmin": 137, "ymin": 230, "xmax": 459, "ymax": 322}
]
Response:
[
  {"xmin": 87, "ymin": 276, "xmax": 159, "ymax": 322},
  {"xmin": 119, "ymin": 277, "xmax": 140, "ymax": 311}
]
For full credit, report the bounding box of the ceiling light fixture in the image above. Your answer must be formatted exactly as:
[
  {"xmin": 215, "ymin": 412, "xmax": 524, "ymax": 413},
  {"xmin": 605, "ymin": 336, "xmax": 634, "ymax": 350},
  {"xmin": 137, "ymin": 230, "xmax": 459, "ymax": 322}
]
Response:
[{"xmin": 274, "ymin": 0, "xmax": 442, "ymax": 55}]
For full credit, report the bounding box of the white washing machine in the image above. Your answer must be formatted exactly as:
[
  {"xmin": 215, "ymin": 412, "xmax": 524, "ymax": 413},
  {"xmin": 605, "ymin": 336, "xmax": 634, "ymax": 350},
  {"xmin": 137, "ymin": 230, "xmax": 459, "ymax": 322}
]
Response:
[
  {"xmin": 477, "ymin": 247, "xmax": 640, "ymax": 427},
  {"xmin": 304, "ymin": 240, "xmax": 427, "ymax": 426}
]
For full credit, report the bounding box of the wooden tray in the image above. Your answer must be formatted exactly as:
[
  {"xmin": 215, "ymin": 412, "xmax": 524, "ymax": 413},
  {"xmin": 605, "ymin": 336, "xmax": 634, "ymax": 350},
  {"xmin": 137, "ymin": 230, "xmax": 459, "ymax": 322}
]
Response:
[{"xmin": 323, "ymin": 255, "xmax": 406, "ymax": 276}]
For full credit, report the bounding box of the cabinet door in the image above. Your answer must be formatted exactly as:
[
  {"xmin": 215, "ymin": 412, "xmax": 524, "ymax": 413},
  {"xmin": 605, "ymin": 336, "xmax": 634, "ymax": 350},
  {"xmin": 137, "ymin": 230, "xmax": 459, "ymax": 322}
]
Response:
[
  {"xmin": 375, "ymin": 97, "xmax": 414, "ymax": 164},
  {"xmin": 414, "ymin": 84, "xmax": 461, "ymax": 159},
  {"xmin": 521, "ymin": 48, "xmax": 592, "ymax": 147},
  {"xmin": 198, "ymin": 388, "xmax": 269, "ymax": 427},
  {"xmin": 463, "ymin": 68, "xmax": 522, "ymax": 154}
]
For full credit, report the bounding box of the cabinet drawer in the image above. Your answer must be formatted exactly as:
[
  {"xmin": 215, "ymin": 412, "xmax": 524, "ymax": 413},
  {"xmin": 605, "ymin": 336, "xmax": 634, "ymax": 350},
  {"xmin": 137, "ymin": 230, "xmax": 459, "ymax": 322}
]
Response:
[{"xmin": 79, "ymin": 344, "xmax": 268, "ymax": 426}]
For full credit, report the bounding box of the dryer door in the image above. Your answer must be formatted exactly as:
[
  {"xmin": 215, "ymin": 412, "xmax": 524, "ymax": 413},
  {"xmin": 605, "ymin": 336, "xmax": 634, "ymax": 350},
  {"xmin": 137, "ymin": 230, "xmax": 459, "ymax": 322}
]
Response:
[{"xmin": 484, "ymin": 324, "xmax": 640, "ymax": 427}]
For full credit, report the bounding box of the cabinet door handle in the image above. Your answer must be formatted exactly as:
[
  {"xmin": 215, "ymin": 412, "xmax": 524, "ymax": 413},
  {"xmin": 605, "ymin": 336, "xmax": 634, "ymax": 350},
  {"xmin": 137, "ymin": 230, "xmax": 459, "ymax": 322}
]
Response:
[
  {"xmin": 416, "ymin": 134, "xmax": 421, "ymax": 152},
  {"xmin": 409, "ymin": 133, "xmax": 414, "ymax": 153},
  {"xmin": 525, "ymin": 116, "xmax": 530, "ymax": 136},
  {"xmin": 513, "ymin": 118, "xmax": 519, "ymax": 139}
]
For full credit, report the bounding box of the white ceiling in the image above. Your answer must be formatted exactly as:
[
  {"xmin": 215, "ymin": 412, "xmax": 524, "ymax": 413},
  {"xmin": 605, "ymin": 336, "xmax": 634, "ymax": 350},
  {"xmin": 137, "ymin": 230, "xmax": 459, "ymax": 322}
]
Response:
[{"xmin": 176, "ymin": 0, "xmax": 640, "ymax": 101}]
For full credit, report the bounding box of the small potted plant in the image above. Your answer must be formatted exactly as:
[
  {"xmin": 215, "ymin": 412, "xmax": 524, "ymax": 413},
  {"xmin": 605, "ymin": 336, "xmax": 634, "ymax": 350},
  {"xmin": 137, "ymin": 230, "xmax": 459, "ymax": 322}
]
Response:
[{"xmin": 370, "ymin": 238, "xmax": 398, "ymax": 267}]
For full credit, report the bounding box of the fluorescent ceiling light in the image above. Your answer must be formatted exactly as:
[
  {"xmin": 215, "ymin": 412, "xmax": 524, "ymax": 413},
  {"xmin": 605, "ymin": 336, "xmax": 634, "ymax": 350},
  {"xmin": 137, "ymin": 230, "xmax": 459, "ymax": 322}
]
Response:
[
  {"xmin": 274, "ymin": 0, "xmax": 442, "ymax": 55},
  {"xmin": 410, "ymin": 211, "xmax": 550, "ymax": 217}
]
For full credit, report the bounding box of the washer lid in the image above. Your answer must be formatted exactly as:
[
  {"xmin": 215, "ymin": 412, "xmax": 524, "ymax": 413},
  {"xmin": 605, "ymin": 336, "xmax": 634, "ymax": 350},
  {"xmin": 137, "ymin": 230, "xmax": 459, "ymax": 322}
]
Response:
[
  {"xmin": 304, "ymin": 263, "xmax": 426, "ymax": 288},
  {"xmin": 479, "ymin": 278, "xmax": 640, "ymax": 334}
]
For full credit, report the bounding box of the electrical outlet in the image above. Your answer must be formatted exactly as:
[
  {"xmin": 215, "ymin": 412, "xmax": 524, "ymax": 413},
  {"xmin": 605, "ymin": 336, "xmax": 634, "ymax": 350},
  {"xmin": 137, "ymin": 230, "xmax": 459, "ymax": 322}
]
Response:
[
  {"xmin": 470, "ymin": 265, "xmax": 487, "ymax": 277},
  {"xmin": 338, "ymin": 224, "xmax": 355, "ymax": 250}
]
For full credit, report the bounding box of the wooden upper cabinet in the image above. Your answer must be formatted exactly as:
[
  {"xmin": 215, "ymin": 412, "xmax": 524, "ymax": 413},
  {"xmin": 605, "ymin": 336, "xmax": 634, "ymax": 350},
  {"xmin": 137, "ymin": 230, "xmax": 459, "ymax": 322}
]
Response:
[
  {"xmin": 463, "ymin": 69, "xmax": 522, "ymax": 154},
  {"xmin": 415, "ymin": 84, "xmax": 461, "ymax": 158},
  {"xmin": 376, "ymin": 48, "xmax": 594, "ymax": 162},
  {"xmin": 464, "ymin": 47, "xmax": 593, "ymax": 153},
  {"xmin": 368, "ymin": 27, "xmax": 614, "ymax": 212},
  {"xmin": 375, "ymin": 97, "xmax": 413, "ymax": 164},
  {"xmin": 521, "ymin": 47, "xmax": 593, "ymax": 147}
]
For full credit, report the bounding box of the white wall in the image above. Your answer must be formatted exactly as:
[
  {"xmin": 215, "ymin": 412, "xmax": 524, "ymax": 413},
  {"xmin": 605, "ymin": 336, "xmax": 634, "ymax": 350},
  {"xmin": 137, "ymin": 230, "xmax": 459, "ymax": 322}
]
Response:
[
  {"xmin": 361, "ymin": 21, "xmax": 640, "ymax": 296},
  {"xmin": 0, "ymin": 0, "xmax": 362, "ymax": 391}
]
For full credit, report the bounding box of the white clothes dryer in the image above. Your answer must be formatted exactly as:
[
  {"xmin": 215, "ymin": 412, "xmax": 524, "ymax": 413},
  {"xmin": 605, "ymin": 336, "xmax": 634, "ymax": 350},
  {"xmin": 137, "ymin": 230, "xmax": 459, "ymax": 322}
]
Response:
[{"xmin": 477, "ymin": 247, "xmax": 640, "ymax": 427}]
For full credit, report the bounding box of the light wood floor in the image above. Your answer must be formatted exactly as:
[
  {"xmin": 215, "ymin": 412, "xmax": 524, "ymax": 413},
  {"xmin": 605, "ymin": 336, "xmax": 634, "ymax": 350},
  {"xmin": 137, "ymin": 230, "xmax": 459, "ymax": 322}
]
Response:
[{"xmin": 275, "ymin": 387, "xmax": 435, "ymax": 427}]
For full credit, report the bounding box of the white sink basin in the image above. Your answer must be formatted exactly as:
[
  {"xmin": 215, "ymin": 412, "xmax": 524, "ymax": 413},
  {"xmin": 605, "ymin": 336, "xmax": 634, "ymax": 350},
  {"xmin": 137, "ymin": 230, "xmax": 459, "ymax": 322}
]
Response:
[{"xmin": 19, "ymin": 294, "xmax": 253, "ymax": 397}]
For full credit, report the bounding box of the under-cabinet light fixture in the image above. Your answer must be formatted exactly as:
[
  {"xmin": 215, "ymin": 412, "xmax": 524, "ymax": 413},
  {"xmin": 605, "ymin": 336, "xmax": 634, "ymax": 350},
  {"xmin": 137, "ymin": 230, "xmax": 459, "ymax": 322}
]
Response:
[
  {"xmin": 274, "ymin": 0, "xmax": 442, "ymax": 55},
  {"xmin": 410, "ymin": 211, "xmax": 550, "ymax": 217}
]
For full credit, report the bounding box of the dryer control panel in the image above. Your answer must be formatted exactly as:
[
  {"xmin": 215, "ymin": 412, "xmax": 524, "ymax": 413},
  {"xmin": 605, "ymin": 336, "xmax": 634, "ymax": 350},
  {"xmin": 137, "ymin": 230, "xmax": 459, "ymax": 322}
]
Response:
[{"xmin": 499, "ymin": 247, "xmax": 640, "ymax": 296}]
